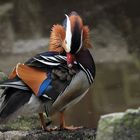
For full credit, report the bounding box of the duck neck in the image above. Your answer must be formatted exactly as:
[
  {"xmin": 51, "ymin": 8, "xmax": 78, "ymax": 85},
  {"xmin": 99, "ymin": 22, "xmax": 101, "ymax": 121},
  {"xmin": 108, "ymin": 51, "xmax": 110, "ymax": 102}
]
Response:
[{"xmin": 75, "ymin": 48, "xmax": 96, "ymax": 79}]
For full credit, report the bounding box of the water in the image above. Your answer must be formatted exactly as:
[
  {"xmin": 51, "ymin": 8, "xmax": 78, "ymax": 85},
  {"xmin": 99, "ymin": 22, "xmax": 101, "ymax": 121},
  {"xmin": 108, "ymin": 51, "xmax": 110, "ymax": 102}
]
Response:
[{"xmin": 63, "ymin": 62, "xmax": 140, "ymax": 128}]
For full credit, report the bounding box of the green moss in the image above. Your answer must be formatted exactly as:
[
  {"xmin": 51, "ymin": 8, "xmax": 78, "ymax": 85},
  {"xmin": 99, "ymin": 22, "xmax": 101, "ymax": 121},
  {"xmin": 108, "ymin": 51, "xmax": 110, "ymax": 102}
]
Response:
[
  {"xmin": 1, "ymin": 115, "xmax": 40, "ymax": 131},
  {"xmin": 96, "ymin": 108, "xmax": 140, "ymax": 140},
  {"xmin": 114, "ymin": 109, "xmax": 140, "ymax": 140}
]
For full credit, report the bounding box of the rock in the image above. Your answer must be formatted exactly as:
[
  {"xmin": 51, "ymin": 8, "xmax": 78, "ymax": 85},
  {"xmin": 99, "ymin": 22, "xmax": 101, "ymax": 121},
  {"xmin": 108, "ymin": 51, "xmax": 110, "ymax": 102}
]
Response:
[
  {"xmin": 0, "ymin": 3, "xmax": 13, "ymax": 16},
  {"xmin": 96, "ymin": 108, "xmax": 140, "ymax": 140},
  {"xmin": 0, "ymin": 72, "xmax": 8, "ymax": 81},
  {"xmin": 1, "ymin": 131, "xmax": 28, "ymax": 140},
  {"xmin": 0, "ymin": 128, "xmax": 96, "ymax": 140},
  {"xmin": 0, "ymin": 72, "xmax": 7, "ymax": 105},
  {"xmin": 0, "ymin": 72, "xmax": 7, "ymax": 103}
]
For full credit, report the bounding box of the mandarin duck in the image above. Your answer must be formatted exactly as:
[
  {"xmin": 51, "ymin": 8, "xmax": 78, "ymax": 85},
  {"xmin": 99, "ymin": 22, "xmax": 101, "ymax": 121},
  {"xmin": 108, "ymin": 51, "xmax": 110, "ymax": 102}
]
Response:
[{"xmin": 0, "ymin": 12, "xmax": 95, "ymax": 130}]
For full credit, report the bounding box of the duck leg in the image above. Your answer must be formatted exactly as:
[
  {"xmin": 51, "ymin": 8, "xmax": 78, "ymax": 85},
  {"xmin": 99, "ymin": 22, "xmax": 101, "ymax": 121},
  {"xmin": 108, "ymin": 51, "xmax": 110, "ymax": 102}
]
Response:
[
  {"xmin": 39, "ymin": 113, "xmax": 57, "ymax": 131},
  {"xmin": 39, "ymin": 113, "xmax": 47, "ymax": 131},
  {"xmin": 60, "ymin": 112, "xmax": 83, "ymax": 130}
]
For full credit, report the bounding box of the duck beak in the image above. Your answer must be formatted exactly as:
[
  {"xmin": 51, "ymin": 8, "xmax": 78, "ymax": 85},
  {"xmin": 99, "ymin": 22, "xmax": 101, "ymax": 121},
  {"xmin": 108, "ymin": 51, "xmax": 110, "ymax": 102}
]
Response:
[{"xmin": 66, "ymin": 53, "xmax": 74, "ymax": 68}]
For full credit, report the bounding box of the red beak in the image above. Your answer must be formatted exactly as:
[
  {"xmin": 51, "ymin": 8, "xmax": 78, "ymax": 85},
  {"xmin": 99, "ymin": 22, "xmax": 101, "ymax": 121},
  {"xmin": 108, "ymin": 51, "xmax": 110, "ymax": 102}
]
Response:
[{"xmin": 66, "ymin": 53, "xmax": 74, "ymax": 68}]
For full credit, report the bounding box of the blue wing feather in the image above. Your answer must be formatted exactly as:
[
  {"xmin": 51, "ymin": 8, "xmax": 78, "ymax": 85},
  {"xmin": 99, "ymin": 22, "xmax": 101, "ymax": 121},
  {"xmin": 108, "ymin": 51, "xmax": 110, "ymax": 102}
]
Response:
[{"xmin": 38, "ymin": 78, "xmax": 52, "ymax": 97}]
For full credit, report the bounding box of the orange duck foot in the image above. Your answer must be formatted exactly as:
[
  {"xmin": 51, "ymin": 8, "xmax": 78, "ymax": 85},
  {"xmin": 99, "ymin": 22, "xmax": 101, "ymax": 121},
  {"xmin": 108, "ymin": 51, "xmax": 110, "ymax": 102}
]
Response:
[
  {"xmin": 60, "ymin": 125, "xmax": 83, "ymax": 131},
  {"xmin": 42, "ymin": 124, "xmax": 83, "ymax": 131},
  {"xmin": 42, "ymin": 126, "xmax": 58, "ymax": 131},
  {"xmin": 59, "ymin": 112, "xmax": 83, "ymax": 131},
  {"xmin": 39, "ymin": 112, "xmax": 83, "ymax": 131}
]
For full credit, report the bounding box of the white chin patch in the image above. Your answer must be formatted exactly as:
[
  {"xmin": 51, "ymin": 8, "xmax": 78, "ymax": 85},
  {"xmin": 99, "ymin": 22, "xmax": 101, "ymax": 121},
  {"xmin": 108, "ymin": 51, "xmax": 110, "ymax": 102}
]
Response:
[{"xmin": 65, "ymin": 14, "xmax": 72, "ymax": 53}]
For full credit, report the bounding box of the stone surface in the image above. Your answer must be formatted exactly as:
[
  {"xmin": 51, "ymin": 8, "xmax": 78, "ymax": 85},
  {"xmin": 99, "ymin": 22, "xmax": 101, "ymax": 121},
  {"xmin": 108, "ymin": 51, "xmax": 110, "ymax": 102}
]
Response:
[
  {"xmin": 0, "ymin": 72, "xmax": 8, "ymax": 81},
  {"xmin": 0, "ymin": 128, "xmax": 96, "ymax": 140},
  {"xmin": 96, "ymin": 108, "xmax": 140, "ymax": 140}
]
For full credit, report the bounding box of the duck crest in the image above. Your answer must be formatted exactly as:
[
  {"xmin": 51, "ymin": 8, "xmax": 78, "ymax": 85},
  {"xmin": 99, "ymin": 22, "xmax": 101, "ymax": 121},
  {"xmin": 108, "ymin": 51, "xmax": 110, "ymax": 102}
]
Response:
[
  {"xmin": 69, "ymin": 15, "xmax": 83, "ymax": 33},
  {"xmin": 49, "ymin": 13, "xmax": 92, "ymax": 55},
  {"xmin": 68, "ymin": 12, "xmax": 92, "ymax": 49},
  {"xmin": 67, "ymin": 13, "xmax": 92, "ymax": 53}
]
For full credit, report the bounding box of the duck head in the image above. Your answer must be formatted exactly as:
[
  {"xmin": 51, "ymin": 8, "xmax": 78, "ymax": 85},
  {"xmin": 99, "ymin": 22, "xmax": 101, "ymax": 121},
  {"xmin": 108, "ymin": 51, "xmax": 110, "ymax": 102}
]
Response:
[
  {"xmin": 62, "ymin": 12, "xmax": 84, "ymax": 67},
  {"xmin": 49, "ymin": 11, "xmax": 91, "ymax": 68}
]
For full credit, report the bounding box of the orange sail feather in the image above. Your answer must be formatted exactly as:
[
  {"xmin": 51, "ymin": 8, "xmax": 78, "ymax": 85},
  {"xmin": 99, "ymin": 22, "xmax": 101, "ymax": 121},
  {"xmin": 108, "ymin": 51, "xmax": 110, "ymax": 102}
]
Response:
[{"xmin": 15, "ymin": 64, "xmax": 48, "ymax": 96}]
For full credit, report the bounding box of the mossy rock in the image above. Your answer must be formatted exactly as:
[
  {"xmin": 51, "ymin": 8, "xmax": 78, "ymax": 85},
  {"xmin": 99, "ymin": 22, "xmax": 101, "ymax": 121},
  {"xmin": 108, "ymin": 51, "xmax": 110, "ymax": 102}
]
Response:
[
  {"xmin": 0, "ymin": 72, "xmax": 8, "ymax": 81},
  {"xmin": 96, "ymin": 108, "xmax": 140, "ymax": 140}
]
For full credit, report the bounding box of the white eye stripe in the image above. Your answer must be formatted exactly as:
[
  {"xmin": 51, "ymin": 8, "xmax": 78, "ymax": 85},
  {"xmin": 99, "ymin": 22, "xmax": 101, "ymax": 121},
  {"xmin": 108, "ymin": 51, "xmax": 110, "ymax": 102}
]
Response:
[
  {"xmin": 65, "ymin": 14, "xmax": 72, "ymax": 53},
  {"xmin": 76, "ymin": 30, "xmax": 83, "ymax": 53}
]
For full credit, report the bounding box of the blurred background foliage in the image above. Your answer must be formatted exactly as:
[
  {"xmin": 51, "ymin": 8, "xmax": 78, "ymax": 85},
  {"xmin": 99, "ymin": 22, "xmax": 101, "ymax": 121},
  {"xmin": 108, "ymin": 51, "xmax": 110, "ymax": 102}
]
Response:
[{"xmin": 0, "ymin": 0, "xmax": 140, "ymax": 129}]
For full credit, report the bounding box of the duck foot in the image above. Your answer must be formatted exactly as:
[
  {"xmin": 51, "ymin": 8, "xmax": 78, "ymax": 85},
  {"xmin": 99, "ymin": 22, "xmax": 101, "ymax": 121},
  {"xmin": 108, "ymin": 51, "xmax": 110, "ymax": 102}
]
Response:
[
  {"xmin": 39, "ymin": 113, "xmax": 53, "ymax": 131},
  {"xmin": 60, "ymin": 125, "xmax": 83, "ymax": 131},
  {"xmin": 43, "ymin": 125, "xmax": 83, "ymax": 131},
  {"xmin": 42, "ymin": 126, "xmax": 58, "ymax": 131}
]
